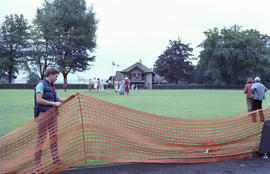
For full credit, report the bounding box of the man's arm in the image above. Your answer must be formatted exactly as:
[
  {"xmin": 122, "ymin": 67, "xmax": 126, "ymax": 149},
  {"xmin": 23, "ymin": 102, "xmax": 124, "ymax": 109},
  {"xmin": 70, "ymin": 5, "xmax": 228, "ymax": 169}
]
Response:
[
  {"xmin": 57, "ymin": 97, "xmax": 66, "ymax": 103},
  {"xmin": 57, "ymin": 93, "xmax": 76, "ymax": 103},
  {"xmin": 251, "ymin": 85, "xmax": 255, "ymax": 95}
]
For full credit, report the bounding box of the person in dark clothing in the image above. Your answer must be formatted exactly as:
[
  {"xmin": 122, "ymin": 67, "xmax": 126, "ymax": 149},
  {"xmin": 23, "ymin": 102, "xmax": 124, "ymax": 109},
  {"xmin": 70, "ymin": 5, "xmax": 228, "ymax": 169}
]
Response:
[
  {"xmin": 259, "ymin": 120, "xmax": 270, "ymax": 159},
  {"xmin": 34, "ymin": 67, "xmax": 74, "ymax": 169}
]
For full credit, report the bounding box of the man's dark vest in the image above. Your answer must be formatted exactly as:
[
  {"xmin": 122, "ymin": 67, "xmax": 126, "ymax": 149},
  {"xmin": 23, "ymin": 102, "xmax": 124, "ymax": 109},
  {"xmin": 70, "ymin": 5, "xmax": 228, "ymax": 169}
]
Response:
[{"xmin": 34, "ymin": 79, "xmax": 57, "ymax": 116}]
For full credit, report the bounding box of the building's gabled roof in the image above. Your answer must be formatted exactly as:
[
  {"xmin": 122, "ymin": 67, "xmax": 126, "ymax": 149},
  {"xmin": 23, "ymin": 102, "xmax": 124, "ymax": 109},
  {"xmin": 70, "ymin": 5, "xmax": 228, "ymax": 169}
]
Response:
[
  {"xmin": 121, "ymin": 62, "xmax": 153, "ymax": 73},
  {"xmin": 113, "ymin": 71, "xmax": 125, "ymax": 81}
]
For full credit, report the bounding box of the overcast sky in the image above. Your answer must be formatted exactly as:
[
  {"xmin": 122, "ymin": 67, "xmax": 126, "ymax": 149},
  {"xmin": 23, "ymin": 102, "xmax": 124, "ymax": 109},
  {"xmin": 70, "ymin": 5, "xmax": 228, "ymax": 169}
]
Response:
[{"xmin": 0, "ymin": 0, "xmax": 269, "ymax": 83}]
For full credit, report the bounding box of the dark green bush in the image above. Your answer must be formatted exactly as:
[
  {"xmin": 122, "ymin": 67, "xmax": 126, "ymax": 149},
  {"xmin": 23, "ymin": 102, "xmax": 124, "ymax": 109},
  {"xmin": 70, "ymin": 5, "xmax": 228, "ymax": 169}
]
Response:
[
  {"xmin": 152, "ymin": 84, "xmax": 243, "ymax": 89},
  {"xmin": 0, "ymin": 84, "xmax": 89, "ymax": 89}
]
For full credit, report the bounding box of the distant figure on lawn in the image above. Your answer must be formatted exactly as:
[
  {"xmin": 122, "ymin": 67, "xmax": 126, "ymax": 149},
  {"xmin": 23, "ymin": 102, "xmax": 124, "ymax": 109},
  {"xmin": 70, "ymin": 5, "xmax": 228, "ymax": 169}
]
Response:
[
  {"xmin": 107, "ymin": 79, "xmax": 112, "ymax": 93},
  {"xmin": 120, "ymin": 78, "xmax": 125, "ymax": 95},
  {"xmin": 100, "ymin": 80, "xmax": 105, "ymax": 92},
  {"xmin": 34, "ymin": 67, "xmax": 75, "ymax": 169},
  {"xmin": 114, "ymin": 80, "xmax": 119, "ymax": 93},
  {"xmin": 97, "ymin": 78, "xmax": 101, "ymax": 92},
  {"xmin": 244, "ymin": 77, "xmax": 253, "ymax": 112},
  {"xmin": 88, "ymin": 79, "xmax": 92, "ymax": 92},
  {"xmin": 251, "ymin": 77, "xmax": 267, "ymax": 111},
  {"xmin": 93, "ymin": 78, "xmax": 98, "ymax": 92},
  {"xmin": 125, "ymin": 77, "xmax": 130, "ymax": 95}
]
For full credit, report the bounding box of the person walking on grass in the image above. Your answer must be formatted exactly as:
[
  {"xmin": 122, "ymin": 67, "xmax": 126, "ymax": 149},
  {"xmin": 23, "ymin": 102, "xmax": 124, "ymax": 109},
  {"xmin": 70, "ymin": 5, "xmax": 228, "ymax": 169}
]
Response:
[
  {"xmin": 244, "ymin": 77, "xmax": 253, "ymax": 112},
  {"xmin": 124, "ymin": 77, "xmax": 130, "ymax": 95},
  {"xmin": 107, "ymin": 79, "xmax": 112, "ymax": 93},
  {"xmin": 97, "ymin": 78, "xmax": 101, "ymax": 92},
  {"xmin": 100, "ymin": 80, "xmax": 105, "ymax": 92},
  {"xmin": 93, "ymin": 78, "xmax": 98, "ymax": 92},
  {"xmin": 34, "ymin": 67, "xmax": 75, "ymax": 170},
  {"xmin": 114, "ymin": 80, "xmax": 119, "ymax": 93},
  {"xmin": 88, "ymin": 79, "xmax": 92, "ymax": 92},
  {"xmin": 251, "ymin": 77, "xmax": 267, "ymax": 111},
  {"xmin": 120, "ymin": 78, "xmax": 125, "ymax": 95}
]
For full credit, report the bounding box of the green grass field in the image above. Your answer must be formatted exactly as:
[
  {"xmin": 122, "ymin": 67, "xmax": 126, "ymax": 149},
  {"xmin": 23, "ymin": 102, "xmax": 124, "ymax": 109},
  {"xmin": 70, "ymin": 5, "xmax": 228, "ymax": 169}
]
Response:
[
  {"xmin": 1, "ymin": 89, "xmax": 269, "ymax": 167},
  {"xmin": 1, "ymin": 89, "xmax": 269, "ymax": 137}
]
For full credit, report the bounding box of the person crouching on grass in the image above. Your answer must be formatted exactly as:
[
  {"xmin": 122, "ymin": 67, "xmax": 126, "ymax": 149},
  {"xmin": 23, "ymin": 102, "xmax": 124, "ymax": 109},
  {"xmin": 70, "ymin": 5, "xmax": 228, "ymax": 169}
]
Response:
[{"xmin": 34, "ymin": 67, "xmax": 75, "ymax": 169}]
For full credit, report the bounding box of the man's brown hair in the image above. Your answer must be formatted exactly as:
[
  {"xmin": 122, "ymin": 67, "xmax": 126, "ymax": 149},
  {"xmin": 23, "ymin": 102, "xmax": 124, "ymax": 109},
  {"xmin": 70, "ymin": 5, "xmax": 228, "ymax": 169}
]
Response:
[{"xmin": 45, "ymin": 67, "xmax": 59, "ymax": 77}]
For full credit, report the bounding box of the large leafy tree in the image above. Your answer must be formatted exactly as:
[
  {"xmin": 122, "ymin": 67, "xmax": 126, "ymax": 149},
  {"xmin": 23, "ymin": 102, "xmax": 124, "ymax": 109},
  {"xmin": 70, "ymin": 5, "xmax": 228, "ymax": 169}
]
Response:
[
  {"xmin": 197, "ymin": 25, "xmax": 270, "ymax": 85},
  {"xmin": 36, "ymin": 0, "xmax": 98, "ymax": 84},
  {"xmin": 154, "ymin": 39, "xmax": 195, "ymax": 83},
  {"xmin": 0, "ymin": 14, "xmax": 31, "ymax": 83},
  {"xmin": 0, "ymin": 44, "xmax": 8, "ymax": 75},
  {"xmin": 26, "ymin": 16, "xmax": 57, "ymax": 80}
]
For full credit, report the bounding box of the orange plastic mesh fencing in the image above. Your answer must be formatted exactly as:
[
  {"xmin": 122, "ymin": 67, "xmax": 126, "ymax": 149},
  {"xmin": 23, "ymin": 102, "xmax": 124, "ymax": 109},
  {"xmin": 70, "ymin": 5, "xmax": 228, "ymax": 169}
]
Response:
[{"xmin": 1, "ymin": 92, "xmax": 269, "ymax": 174}]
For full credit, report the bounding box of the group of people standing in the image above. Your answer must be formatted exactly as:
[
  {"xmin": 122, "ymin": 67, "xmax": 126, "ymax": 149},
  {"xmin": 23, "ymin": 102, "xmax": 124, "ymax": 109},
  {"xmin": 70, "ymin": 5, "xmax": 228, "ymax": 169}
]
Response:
[
  {"xmin": 88, "ymin": 78, "xmax": 113, "ymax": 93},
  {"xmin": 88, "ymin": 77, "xmax": 130, "ymax": 95},
  {"xmin": 244, "ymin": 76, "xmax": 267, "ymax": 112},
  {"xmin": 114, "ymin": 77, "xmax": 130, "ymax": 95}
]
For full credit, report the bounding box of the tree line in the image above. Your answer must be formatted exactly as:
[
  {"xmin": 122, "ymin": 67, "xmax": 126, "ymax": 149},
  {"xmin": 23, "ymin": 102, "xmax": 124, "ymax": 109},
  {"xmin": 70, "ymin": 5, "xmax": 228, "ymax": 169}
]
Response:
[
  {"xmin": 1, "ymin": 1, "xmax": 270, "ymax": 86},
  {"xmin": 0, "ymin": 0, "xmax": 98, "ymax": 84},
  {"xmin": 154, "ymin": 25, "xmax": 270, "ymax": 86}
]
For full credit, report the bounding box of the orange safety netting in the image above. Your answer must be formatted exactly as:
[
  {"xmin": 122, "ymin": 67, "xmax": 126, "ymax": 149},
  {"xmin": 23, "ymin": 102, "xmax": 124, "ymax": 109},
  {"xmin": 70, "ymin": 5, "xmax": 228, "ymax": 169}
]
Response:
[{"xmin": 0, "ymin": 92, "xmax": 268, "ymax": 174}]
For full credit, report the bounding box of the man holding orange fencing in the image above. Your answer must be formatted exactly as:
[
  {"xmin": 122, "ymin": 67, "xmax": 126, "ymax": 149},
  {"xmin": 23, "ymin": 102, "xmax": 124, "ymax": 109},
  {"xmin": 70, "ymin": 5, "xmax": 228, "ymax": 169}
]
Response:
[{"xmin": 34, "ymin": 67, "xmax": 75, "ymax": 169}]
